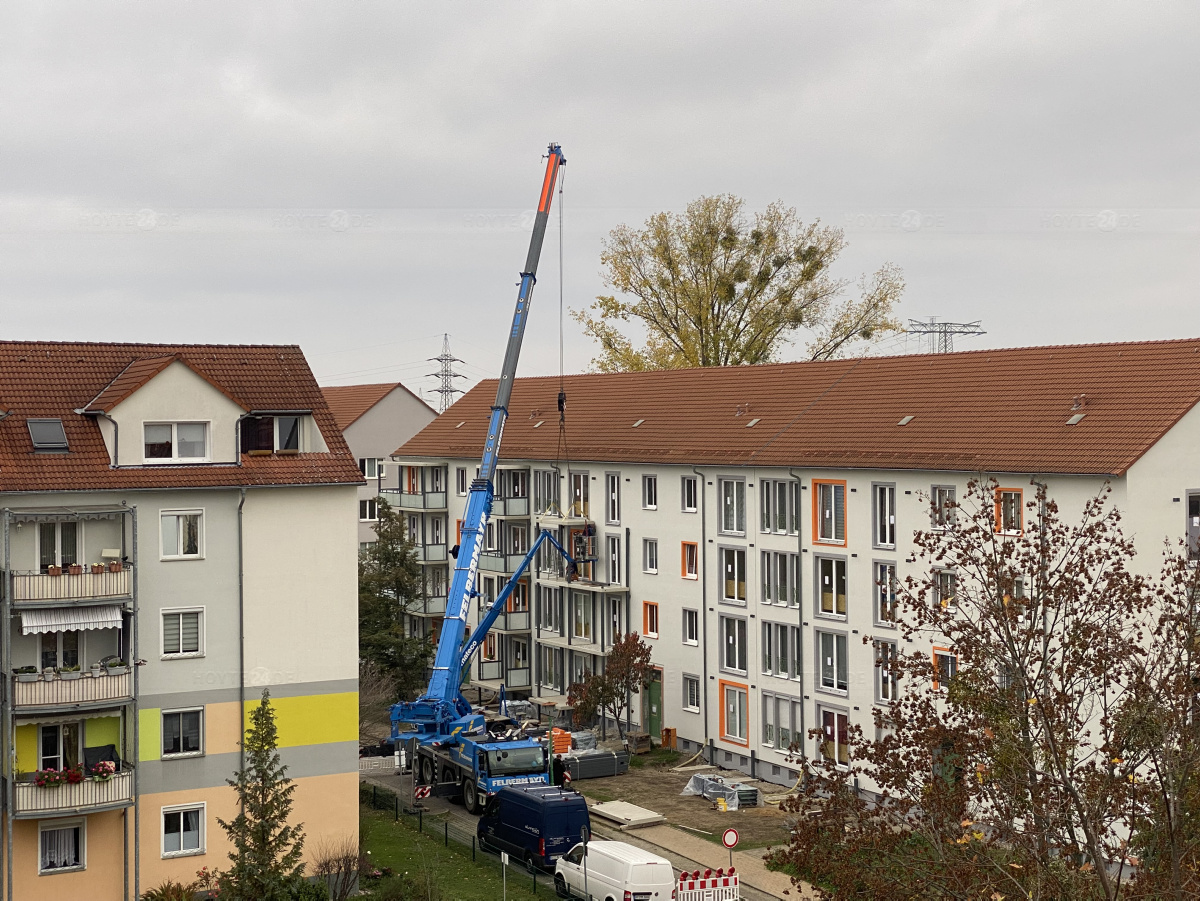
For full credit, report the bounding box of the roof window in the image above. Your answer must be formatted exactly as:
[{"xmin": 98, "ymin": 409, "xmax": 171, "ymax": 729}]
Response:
[
  {"xmin": 28, "ymin": 418, "xmax": 69, "ymax": 453},
  {"xmin": 897, "ymin": 415, "xmax": 914, "ymax": 426}
]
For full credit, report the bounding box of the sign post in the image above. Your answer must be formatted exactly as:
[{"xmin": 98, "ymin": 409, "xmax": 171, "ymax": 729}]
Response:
[
  {"xmin": 501, "ymin": 851, "xmax": 509, "ymax": 901},
  {"xmin": 580, "ymin": 825, "xmax": 589, "ymax": 901},
  {"xmin": 722, "ymin": 827, "xmax": 739, "ymax": 870}
]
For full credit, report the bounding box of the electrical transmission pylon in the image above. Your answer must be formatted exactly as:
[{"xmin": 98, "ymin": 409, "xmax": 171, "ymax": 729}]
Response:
[
  {"xmin": 427, "ymin": 334, "xmax": 467, "ymax": 412},
  {"xmin": 906, "ymin": 318, "xmax": 985, "ymax": 354}
]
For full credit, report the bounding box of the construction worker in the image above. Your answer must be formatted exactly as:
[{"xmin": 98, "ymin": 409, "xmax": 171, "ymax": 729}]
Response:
[{"xmin": 552, "ymin": 754, "xmax": 566, "ymax": 788}]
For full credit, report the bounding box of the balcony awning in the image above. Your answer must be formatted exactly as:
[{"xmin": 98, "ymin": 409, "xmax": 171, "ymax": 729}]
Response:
[{"xmin": 21, "ymin": 605, "xmax": 124, "ymax": 635}]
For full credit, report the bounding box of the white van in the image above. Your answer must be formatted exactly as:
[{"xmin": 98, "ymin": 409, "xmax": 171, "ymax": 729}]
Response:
[{"xmin": 554, "ymin": 840, "xmax": 676, "ymax": 901}]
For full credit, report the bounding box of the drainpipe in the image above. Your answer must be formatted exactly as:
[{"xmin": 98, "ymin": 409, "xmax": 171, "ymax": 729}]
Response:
[
  {"xmin": 624, "ymin": 526, "xmax": 631, "ymax": 736},
  {"xmin": 4, "ymin": 510, "xmax": 12, "ymax": 901},
  {"xmin": 131, "ymin": 506, "xmax": 140, "ymax": 901},
  {"xmin": 789, "ymin": 470, "xmax": 807, "ymax": 767},
  {"xmin": 95, "ymin": 411, "xmax": 119, "ymax": 467},
  {"xmin": 238, "ymin": 488, "xmax": 247, "ymax": 778},
  {"xmin": 693, "ymin": 468, "xmax": 710, "ymax": 744}
]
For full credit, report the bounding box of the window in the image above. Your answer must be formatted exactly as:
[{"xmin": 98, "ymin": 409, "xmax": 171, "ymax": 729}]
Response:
[
  {"xmin": 719, "ymin": 479, "xmax": 745, "ymax": 534},
  {"xmin": 762, "ymin": 692, "xmax": 799, "ymax": 750},
  {"xmin": 642, "ymin": 602, "xmax": 659, "ymax": 639},
  {"xmin": 456, "ymin": 467, "xmax": 468, "ymax": 495},
  {"xmin": 571, "ymin": 591, "xmax": 593, "ymax": 641},
  {"xmin": 931, "ymin": 485, "xmax": 956, "ymax": 529},
  {"xmin": 814, "ymin": 480, "xmax": 847, "ymax": 544},
  {"xmin": 933, "ymin": 647, "xmax": 958, "ymax": 690},
  {"xmin": 683, "ymin": 675, "xmax": 701, "ymax": 712},
  {"xmin": 28, "ymin": 418, "xmax": 69, "ymax": 453},
  {"xmin": 146, "ymin": 422, "xmax": 208, "ymax": 462},
  {"xmin": 40, "ymin": 821, "xmax": 83, "ymax": 873},
  {"xmin": 241, "ymin": 415, "xmax": 302, "ymax": 453},
  {"xmin": 606, "ymin": 536, "xmax": 622, "ymax": 585},
  {"xmin": 506, "ymin": 522, "xmax": 526, "ymax": 554},
  {"xmin": 721, "ymin": 547, "xmax": 747, "ymax": 603},
  {"xmin": 789, "ymin": 626, "xmax": 803, "ymax": 680},
  {"xmin": 569, "ymin": 472, "xmax": 589, "ymax": 517},
  {"xmin": 996, "ymin": 488, "xmax": 1023, "ymax": 534},
  {"xmin": 161, "ymin": 510, "xmax": 202, "ymax": 559},
  {"xmin": 873, "ymin": 483, "xmax": 896, "ymax": 548},
  {"xmin": 276, "ymin": 416, "xmax": 300, "ymax": 451},
  {"xmin": 642, "ymin": 475, "xmax": 658, "ymax": 509},
  {"xmin": 762, "ymin": 622, "xmax": 789, "ymax": 677},
  {"xmin": 720, "ymin": 680, "xmax": 749, "ymax": 745},
  {"xmin": 682, "ymin": 476, "xmax": 698, "ymax": 513},
  {"xmin": 40, "ymin": 723, "xmax": 81, "ymax": 771},
  {"xmin": 40, "ymin": 631, "xmax": 80, "ymax": 671},
  {"xmin": 820, "ymin": 708, "xmax": 850, "ymax": 768},
  {"xmin": 358, "ymin": 499, "xmax": 378, "ymax": 522},
  {"xmin": 482, "ymin": 633, "xmax": 498, "ymax": 661},
  {"xmin": 682, "ymin": 609, "xmax": 699, "ymax": 645},
  {"xmin": 875, "ymin": 562, "xmax": 897, "ymax": 624},
  {"xmin": 760, "ymin": 480, "xmax": 798, "ymax": 534},
  {"xmin": 38, "ymin": 521, "xmax": 78, "ymax": 572},
  {"xmin": 538, "ymin": 585, "xmax": 562, "ymax": 633},
  {"xmin": 605, "ymin": 473, "xmax": 621, "ymax": 524},
  {"xmin": 933, "ymin": 569, "xmax": 957, "ymax": 610},
  {"xmin": 877, "ymin": 641, "xmax": 899, "ymax": 702},
  {"xmin": 682, "ymin": 542, "xmax": 699, "ymax": 579},
  {"xmin": 817, "ymin": 556, "xmax": 847, "ymax": 617},
  {"xmin": 1187, "ymin": 492, "xmax": 1200, "ymax": 561},
  {"xmin": 720, "ymin": 616, "xmax": 747, "ymax": 673},
  {"xmin": 643, "ymin": 539, "xmax": 659, "ymax": 573},
  {"xmin": 162, "ymin": 709, "xmax": 203, "ymax": 757},
  {"xmin": 818, "ymin": 631, "xmax": 849, "ymax": 692},
  {"xmin": 162, "ymin": 609, "xmax": 203, "ymax": 657},
  {"xmin": 761, "ymin": 551, "xmax": 799, "ymax": 606},
  {"xmin": 359, "ymin": 458, "xmax": 380, "ymax": 479},
  {"xmin": 534, "ymin": 470, "xmax": 559, "ymax": 512},
  {"xmin": 162, "ymin": 804, "xmax": 205, "ymax": 857}
]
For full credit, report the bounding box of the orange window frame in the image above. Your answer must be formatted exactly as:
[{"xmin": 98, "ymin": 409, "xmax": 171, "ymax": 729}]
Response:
[
  {"xmin": 994, "ymin": 488, "xmax": 1023, "ymax": 534},
  {"xmin": 932, "ymin": 646, "xmax": 958, "ymax": 691},
  {"xmin": 718, "ymin": 679, "xmax": 750, "ymax": 747},
  {"xmin": 681, "ymin": 542, "xmax": 699, "ymax": 579},
  {"xmin": 642, "ymin": 601, "xmax": 660, "ymax": 638},
  {"xmin": 812, "ymin": 479, "xmax": 848, "ymax": 547}
]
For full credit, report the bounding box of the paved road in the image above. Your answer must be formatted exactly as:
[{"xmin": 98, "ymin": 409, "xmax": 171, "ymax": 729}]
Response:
[{"xmin": 362, "ymin": 771, "xmax": 798, "ymax": 900}]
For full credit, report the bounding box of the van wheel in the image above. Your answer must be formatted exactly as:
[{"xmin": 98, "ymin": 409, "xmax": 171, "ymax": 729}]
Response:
[
  {"xmin": 463, "ymin": 779, "xmax": 478, "ymax": 814},
  {"xmin": 554, "ymin": 873, "xmax": 568, "ymax": 898},
  {"xmin": 525, "ymin": 851, "xmax": 538, "ymax": 873}
]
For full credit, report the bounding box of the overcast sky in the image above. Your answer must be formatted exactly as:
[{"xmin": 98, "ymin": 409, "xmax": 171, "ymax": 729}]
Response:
[{"xmin": 2, "ymin": 2, "xmax": 1198, "ymax": 402}]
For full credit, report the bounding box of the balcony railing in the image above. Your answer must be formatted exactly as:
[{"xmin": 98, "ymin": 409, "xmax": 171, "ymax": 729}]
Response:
[
  {"xmin": 380, "ymin": 489, "xmax": 448, "ymax": 511},
  {"xmin": 492, "ymin": 497, "xmax": 530, "ymax": 517},
  {"xmin": 492, "ymin": 610, "xmax": 531, "ymax": 632},
  {"xmin": 10, "ymin": 567, "xmax": 131, "ymax": 604},
  {"xmin": 12, "ymin": 671, "xmax": 132, "ymax": 709},
  {"xmin": 477, "ymin": 661, "xmax": 531, "ymax": 689},
  {"xmin": 479, "ymin": 552, "xmax": 528, "ymax": 574},
  {"xmin": 13, "ymin": 766, "xmax": 134, "ymax": 818},
  {"xmin": 408, "ymin": 594, "xmax": 447, "ymax": 617},
  {"xmin": 417, "ymin": 544, "xmax": 448, "ymax": 563}
]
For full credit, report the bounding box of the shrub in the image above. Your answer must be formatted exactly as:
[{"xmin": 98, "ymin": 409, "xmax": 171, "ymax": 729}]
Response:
[{"xmin": 142, "ymin": 880, "xmax": 200, "ymax": 901}]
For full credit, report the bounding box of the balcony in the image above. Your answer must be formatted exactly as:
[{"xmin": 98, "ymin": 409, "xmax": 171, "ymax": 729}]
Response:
[
  {"xmin": 13, "ymin": 766, "xmax": 134, "ymax": 818},
  {"xmin": 478, "ymin": 661, "xmax": 531, "ymax": 689},
  {"xmin": 417, "ymin": 544, "xmax": 448, "ymax": 564},
  {"xmin": 12, "ymin": 670, "xmax": 132, "ymax": 710},
  {"xmin": 9, "ymin": 567, "xmax": 132, "ymax": 605},
  {"xmin": 490, "ymin": 609, "xmax": 531, "ymax": 632},
  {"xmin": 480, "ymin": 552, "xmax": 528, "ymax": 574},
  {"xmin": 492, "ymin": 497, "xmax": 530, "ymax": 518},
  {"xmin": 408, "ymin": 594, "xmax": 447, "ymax": 617},
  {"xmin": 381, "ymin": 489, "xmax": 448, "ymax": 512}
]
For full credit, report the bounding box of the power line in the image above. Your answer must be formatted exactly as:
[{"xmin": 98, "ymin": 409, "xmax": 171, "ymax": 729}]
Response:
[
  {"xmin": 906, "ymin": 318, "xmax": 985, "ymax": 354},
  {"xmin": 427, "ymin": 333, "xmax": 468, "ymax": 412}
]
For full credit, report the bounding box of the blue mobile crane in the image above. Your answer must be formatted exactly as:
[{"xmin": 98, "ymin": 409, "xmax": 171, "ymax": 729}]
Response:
[{"xmin": 390, "ymin": 144, "xmax": 575, "ymax": 816}]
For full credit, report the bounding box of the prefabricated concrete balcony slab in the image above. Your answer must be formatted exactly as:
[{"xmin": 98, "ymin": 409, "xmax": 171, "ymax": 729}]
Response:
[{"xmin": 589, "ymin": 800, "xmax": 667, "ymax": 829}]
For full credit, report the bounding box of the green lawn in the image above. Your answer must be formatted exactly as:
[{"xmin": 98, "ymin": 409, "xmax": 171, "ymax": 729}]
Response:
[{"xmin": 359, "ymin": 806, "xmax": 559, "ymax": 900}]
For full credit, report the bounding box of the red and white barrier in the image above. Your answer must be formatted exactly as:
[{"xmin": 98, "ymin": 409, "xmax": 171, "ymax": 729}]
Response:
[{"xmin": 677, "ymin": 867, "xmax": 739, "ymax": 901}]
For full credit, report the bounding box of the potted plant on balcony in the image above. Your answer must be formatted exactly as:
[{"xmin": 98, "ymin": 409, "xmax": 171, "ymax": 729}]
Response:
[
  {"xmin": 33, "ymin": 767, "xmax": 82, "ymax": 788},
  {"xmin": 90, "ymin": 662, "xmax": 103, "ymax": 677},
  {"xmin": 104, "ymin": 659, "xmax": 128, "ymax": 676},
  {"xmin": 67, "ymin": 563, "xmax": 83, "ymax": 575},
  {"xmin": 58, "ymin": 664, "xmax": 82, "ymax": 681},
  {"xmin": 42, "ymin": 667, "xmax": 57, "ymax": 682},
  {"xmin": 89, "ymin": 760, "xmax": 117, "ymax": 782},
  {"xmin": 108, "ymin": 560, "xmax": 123, "ymax": 573},
  {"xmin": 47, "ymin": 564, "xmax": 62, "ymax": 576},
  {"xmin": 91, "ymin": 563, "xmax": 105, "ymax": 574},
  {"xmin": 13, "ymin": 666, "xmax": 39, "ymax": 683}
]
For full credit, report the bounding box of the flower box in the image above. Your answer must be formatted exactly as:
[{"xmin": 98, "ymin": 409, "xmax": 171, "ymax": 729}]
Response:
[
  {"xmin": 67, "ymin": 564, "xmax": 83, "ymax": 575},
  {"xmin": 59, "ymin": 669, "xmax": 82, "ymax": 681},
  {"xmin": 91, "ymin": 563, "xmax": 105, "ymax": 574},
  {"xmin": 108, "ymin": 560, "xmax": 123, "ymax": 573},
  {"xmin": 47, "ymin": 565, "xmax": 62, "ymax": 576}
]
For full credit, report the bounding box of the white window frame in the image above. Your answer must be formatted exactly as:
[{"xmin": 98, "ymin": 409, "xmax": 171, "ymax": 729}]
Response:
[
  {"xmin": 643, "ymin": 601, "xmax": 659, "ymax": 639},
  {"xmin": 682, "ymin": 542, "xmax": 699, "ymax": 580},
  {"xmin": 931, "ymin": 485, "xmax": 957, "ymax": 530},
  {"xmin": 605, "ymin": 473, "xmax": 621, "ymax": 525},
  {"xmin": 876, "ymin": 640, "xmax": 899, "ymax": 703},
  {"xmin": 681, "ymin": 476, "xmax": 698, "ymax": 513},
  {"xmin": 456, "ymin": 467, "xmax": 468, "ymax": 496},
  {"xmin": 38, "ymin": 818, "xmax": 86, "ymax": 875},
  {"xmin": 606, "ymin": 535, "xmax": 622, "ymax": 586},
  {"xmin": 160, "ymin": 509, "xmax": 204, "ymax": 560},
  {"xmin": 815, "ymin": 481, "xmax": 846, "ymax": 544},
  {"xmin": 720, "ymin": 546, "xmax": 747, "ymax": 605},
  {"xmin": 143, "ymin": 421, "xmax": 210, "ymax": 464},
  {"xmin": 816, "ymin": 555, "xmax": 847, "ymax": 618},
  {"xmin": 683, "ymin": 674, "xmax": 701, "ymax": 712},
  {"xmin": 642, "ymin": 475, "xmax": 658, "ymax": 510},
  {"xmin": 161, "ymin": 607, "xmax": 205, "ymax": 659},
  {"xmin": 718, "ymin": 479, "xmax": 746, "ymax": 535},
  {"xmin": 817, "ymin": 630, "xmax": 849, "ymax": 694},
  {"xmin": 720, "ymin": 615, "xmax": 747, "ymax": 674},
  {"xmin": 682, "ymin": 608, "xmax": 699, "ymax": 646},
  {"xmin": 819, "ymin": 706, "xmax": 851, "ymax": 770},
  {"xmin": 875, "ymin": 561, "xmax": 898, "ymax": 626},
  {"xmin": 933, "ymin": 647, "xmax": 959, "ymax": 691},
  {"xmin": 873, "ymin": 483, "xmax": 897, "ymax": 549},
  {"xmin": 161, "ymin": 802, "xmax": 206, "ymax": 858},
  {"xmin": 642, "ymin": 538, "xmax": 658, "ymax": 574},
  {"xmin": 161, "ymin": 707, "xmax": 205, "ymax": 759}
]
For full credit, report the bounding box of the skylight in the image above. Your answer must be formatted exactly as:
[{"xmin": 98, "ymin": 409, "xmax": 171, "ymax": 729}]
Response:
[
  {"xmin": 897, "ymin": 415, "xmax": 915, "ymax": 426},
  {"xmin": 28, "ymin": 418, "xmax": 69, "ymax": 452},
  {"xmin": 1067, "ymin": 413, "xmax": 1086, "ymax": 425}
]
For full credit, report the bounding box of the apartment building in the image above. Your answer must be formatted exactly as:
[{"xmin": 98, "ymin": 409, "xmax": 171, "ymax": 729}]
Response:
[
  {"xmin": 393, "ymin": 338, "xmax": 1200, "ymax": 787},
  {"xmin": 0, "ymin": 342, "xmax": 362, "ymax": 900},
  {"xmin": 321, "ymin": 382, "xmax": 436, "ymax": 551}
]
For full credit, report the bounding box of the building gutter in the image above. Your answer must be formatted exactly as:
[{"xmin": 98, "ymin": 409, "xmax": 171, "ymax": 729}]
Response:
[
  {"xmin": 238, "ymin": 488, "xmax": 247, "ymax": 779},
  {"xmin": 693, "ymin": 468, "xmax": 710, "ymax": 743}
]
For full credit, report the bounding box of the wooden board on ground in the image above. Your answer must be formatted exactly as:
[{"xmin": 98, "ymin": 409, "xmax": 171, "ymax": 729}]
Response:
[{"xmin": 590, "ymin": 800, "xmax": 667, "ymax": 829}]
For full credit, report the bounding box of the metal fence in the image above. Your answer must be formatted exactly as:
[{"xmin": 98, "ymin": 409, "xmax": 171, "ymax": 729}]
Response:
[{"xmin": 359, "ymin": 783, "xmax": 558, "ymax": 897}]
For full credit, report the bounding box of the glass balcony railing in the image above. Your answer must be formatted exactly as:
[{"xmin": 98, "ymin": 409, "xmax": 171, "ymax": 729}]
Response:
[
  {"xmin": 479, "ymin": 552, "xmax": 528, "ymax": 574},
  {"xmin": 492, "ymin": 497, "xmax": 530, "ymax": 517},
  {"xmin": 418, "ymin": 544, "xmax": 448, "ymax": 563},
  {"xmin": 380, "ymin": 489, "xmax": 448, "ymax": 511}
]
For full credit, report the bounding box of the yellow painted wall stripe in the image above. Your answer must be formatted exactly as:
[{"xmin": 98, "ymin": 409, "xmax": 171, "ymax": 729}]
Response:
[{"xmin": 244, "ymin": 692, "xmax": 358, "ymax": 748}]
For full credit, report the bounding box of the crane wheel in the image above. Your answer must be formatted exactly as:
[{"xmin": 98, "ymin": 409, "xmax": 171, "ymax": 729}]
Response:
[{"xmin": 464, "ymin": 779, "xmax": 479, "ymax": 814}]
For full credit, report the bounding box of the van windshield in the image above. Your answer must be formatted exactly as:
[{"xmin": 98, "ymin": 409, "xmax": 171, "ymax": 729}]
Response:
[{"xmin": 486, "ymin": 746, "xmax": 546, "ymax": 776}]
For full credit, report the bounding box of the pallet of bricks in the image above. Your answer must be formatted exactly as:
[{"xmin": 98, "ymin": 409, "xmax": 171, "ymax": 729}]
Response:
[{"xmin": 677, "ymin": 866, "xmax": 739, "ymax": 901}]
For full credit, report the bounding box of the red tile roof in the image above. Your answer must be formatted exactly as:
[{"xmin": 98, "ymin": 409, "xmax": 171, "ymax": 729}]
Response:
[
  {"xmin": 321, "ymin": 382, "xmax": 433, "ymax": 432},
  {"xmin": 0, "ymin": 341, "xmax": 364, "ymax": 492},
  {"xmin": 396, "ymin": 338, "xmax": 1200, "ymax": 477}
]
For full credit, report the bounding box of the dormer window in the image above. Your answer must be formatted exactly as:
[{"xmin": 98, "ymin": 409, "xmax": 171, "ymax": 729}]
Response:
[
  {"xmin": 28, "ymin": 418, "xmax": 69, "ymax": 453},
  {"xmin": 144, "ymin": 423, "xmax": 209, "ymax": 463},
  {"xmin": 241, "ymin": 414, "xmax": 303, "ymax": 455}
]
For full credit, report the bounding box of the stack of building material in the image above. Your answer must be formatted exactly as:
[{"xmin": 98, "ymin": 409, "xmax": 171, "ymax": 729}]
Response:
[
  {"xmin": 564, "ymin": 749, "xmax": 630, "ymax": 780},
  {"xmin": 572, "ymin": 730, "xmax": 598, "ymax": 751},
  {"xmin": 589, "ymin": 800, "xmax": 667, "ymax": 829},
  {"xmin": 681, "ymin": 773, "xmax": 760, "ymax": 810},
  {"xmin": 551, "ymin": 728, "xmax": 572, "ymax": 755}
]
